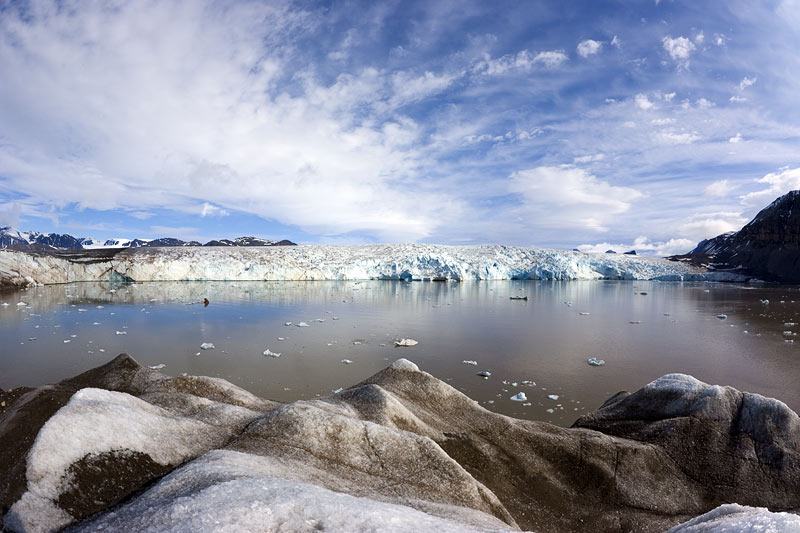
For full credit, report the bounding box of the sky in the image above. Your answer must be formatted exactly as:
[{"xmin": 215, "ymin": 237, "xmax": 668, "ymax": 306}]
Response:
[{"xmin": 0, "ymin": 0, "xmax": 799, "ymax": 253}]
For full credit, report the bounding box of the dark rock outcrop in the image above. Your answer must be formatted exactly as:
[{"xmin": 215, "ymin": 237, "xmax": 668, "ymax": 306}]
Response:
[
  {"xmin": 1, "ymin": 357, "xmax": 798, "ymax": 532},
  {"xmin": 675, "ymin": 190, "xmax": 800, "ymax": 283}
]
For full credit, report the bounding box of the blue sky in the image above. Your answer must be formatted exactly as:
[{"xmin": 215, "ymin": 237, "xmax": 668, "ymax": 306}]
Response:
[{"xmin": 0, "ymin": 0, "xmax": 799, "ymax": 253}]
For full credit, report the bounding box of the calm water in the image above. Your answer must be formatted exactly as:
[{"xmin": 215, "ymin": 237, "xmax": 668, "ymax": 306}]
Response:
[{"xmin": 1, "ymin": 280, "xmax": 799, "ymax": 426}]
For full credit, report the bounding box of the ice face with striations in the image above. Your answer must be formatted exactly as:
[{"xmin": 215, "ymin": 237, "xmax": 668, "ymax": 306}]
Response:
[{"xmin": 0, "ymin": 244, "xmax": 748, "ymax": 287}]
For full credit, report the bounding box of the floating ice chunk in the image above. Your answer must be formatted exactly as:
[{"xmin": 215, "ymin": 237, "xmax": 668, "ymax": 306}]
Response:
[
  {"xmin": 629, "ymin": 320, "xmax": 641, "ymax": 324},
  {"xmin": 332, "ymin": 388, "xmax": 343, "ymax": 394},
  {"xmin": 315, "ymin": 318, "xmax": 325, "ymax": 322},
  {"xmin": 63, "ymin": 339, "xmax": 70, "ymax": 343},
  {"xmin": 522, "ymin": 402, "xmax": 531, "ymax": 406},
  {"xmin": 115, "ymin": 331, "xmax": 127, "ymax": 335},
  {"xmin": 28, "ymin": 337, "xmax": 36, "ymax": 341},
  {"xmin": 284, "ymin": 322, "xmax": 292, "ymax": 326},
  {"xmin": 395, "ymin": 338, "xmax": 418, "ymax": 347},
  {"xmin": 148, "ymin": 364, "xmax": 166, "ymax": 370},
  {"xmin": 462, "ymin": 360, "xmax": 478, "ymax": 365},
  {"xmin": 579, "ymin": 312, "xmax": 591, "ymax": 316},
  {"xmin": 16, "ymin": 302, "xmax": 27, "ymax": 306},
  {"xmin": 352, "ymin": 340, "xmax": 363, "ymax": 345},
  {"xmin": 716, "ymin": 314, "xmax": 727, "ymax": 319},
  {"xmin": 92, "ymin": 322, "xmax": 100, "ymax": 325},
  {"xmin": 587, "ymin": 357, "xmax": 606, "ymax": 366},
  {"xmin": 341, "ymin": 359, "xmax": 353, "ymax": 364},
  {"xmin": 785, "ymin": 322, "xmax": 797, "ymax": 327},
  {"xmin": 96, "ymin": 305, "xmax": 104, "ymax": 309},
  {"xmin": 263, "ymin": 349, "xmax": 281, "ymax": 358},
  {"xmin": 77, "ymin": 308, "xmax": 87, "ymax": 312},
  {"xmin": 277, "ymin": 337, "xmax": 285, "ymax": 341},
  {"xmin": 200, "ymin": 342, "xmax": 215, "ymax": 350},
  {"xmin": 547, "ymin": 394, "xmax": 560, "ymax": 400},
  {"xmin": 783, "ymin": 331, "xmax": 796, "ymax": 336},
  {"xmin": 510, "ymin": 392, "xmax": 527, "ymax": 401},
  {"xmin": 521, "ymin": 380, "xmax": 536, "ymax": 386},
  {"xmin": 476, "ymin": 371, "xmax": 491, "ymax": 378},
  {"xmin": 546, "ymin": 408, "xmax": 554, "ymax": 413},
  {"xmin": 761, "ymin": 299, "xmax": 770, "ymax": 305},
  {"xmin": 1, "ymin": 302, "xmax": 8, "ymax": 307},
  {"xmin": 332, "ymin": 316, "xmax": 339, "ymax": 320},
  {"xmin": 296, "ymin": 322, "xmax": 310, "ymax": 327},
  {"xmin": 785, "ymin": 340, "xmax": 794, "ymax": 344}
]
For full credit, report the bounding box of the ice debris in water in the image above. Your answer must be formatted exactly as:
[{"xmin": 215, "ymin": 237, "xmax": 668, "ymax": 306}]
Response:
[
  {"xmin": 115, "ymin": 331, "xmax": 127, "ymax": 335},
  {"xmin": 629, "ymin": 320, "xmax": 641, "ymax": 324},
  {"xmin": 521, "ymin": 380, "xmax": 536, "ymax": 386},
  {"xmin": 476, "ymin": 371, "xmax": 491, "ymax": 378},
  {"xmin": 462, "ymin": 360, "xmax": 478, "ymax": 365},
  {"xmin": 761, "ymin": 299, "xmax": 770, "ymax": 305},
  {"xmin": 783, "ymin": 331, "xmax": 796, "ymax": 336},
  {"xmin": 16, "ymin": 302, "xmax": 27, "ymax": 306},
  {"xmin": 785, "ymin": 322, "xmax": 797, "ymax": 327},
  {"xmin": 148, "ymin": 364, "xmax": 166, "ymax": 370},
  {"xmin": 716, "ymin": 314, "xmax": 727, "ymax": 319},
  {"xmin": 284, "ymin": 322, "xmax": 292, "ymax": 326},
  {"xmin": 579, "ymin": 312, "xmax": 591, "ymax": 316},
  {"xmin": 200, "ymin": 343, "xmax": 215, "ymax": 350},
  {"xmin": 77, "ymin": 308, "xmax": 87, "ymax": 312},
  {"xmin": 395, "ymin": 338, "xmax": 418, "ymax": 347},
  {"xmin": 296, "ymin": 322, "xmax": 310, "ymax": 327},
  {"xmin": 548, "ymin": 394, "xmax": 560, "ymax": 400},
  {"xmin": 263, "ymin": 349, "xmax": 281, "ymax": 358},
  {"xmin": 786, "ymin": 340, "xmax": 794, "ymax": 344},
  {"xmin": 341, "ymin": 359, "xmax": 353, "ymax": 364},
  {"xmin": 510, "ymin": 392, "xmax": 527, "ymax": 401},
  {"xmin": 587, "ymin": 357, "xmax": 606, "ymax": 366},
  {"xmin": 546, "ymin": 408, "xmax": 554, "ymax": 414}
]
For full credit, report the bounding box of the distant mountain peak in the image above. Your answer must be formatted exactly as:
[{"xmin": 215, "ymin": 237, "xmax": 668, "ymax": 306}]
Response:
[{"xmin": 0, "ymin": 228, "xmax": 296, "ymax": 250}]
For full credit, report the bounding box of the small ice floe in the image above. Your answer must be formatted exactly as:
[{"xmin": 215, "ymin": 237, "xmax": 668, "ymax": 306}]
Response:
[
  {"xmin": 395, "ymin": 338, "xmax": 418, "ymax": 347},
  {"xmin": 77, "ymin": 308, "xmax": 87, "ymax": 312},
  {"xmin": 284, "ymin": 322, "xmax": 292, "ymax": 326},
  {"xmin": 341, "ymin": 359, "xmax": 353, "ymax": 364},
  {"xmin": 545, "ymin": 408, "xmax": 554, "ymax": 414},
  {"xmin": 547, "ymin": 394, "xmax": 560, "ymax": 400},
  {"xmin": 716, "ymin": 314, "xmax": 728, "ymax": 319},
  {"xmin": 785, "ymin": 322, "xmax": 797, "ymax": 327},
  {"xmin": 629, "ymin": 320, "xmax": 641, "ymax": 324},
  {"xmin": 352, "ymin": 340, "xmax": 363, "ymax": 345},
  {"xmin": 63, "ymin": 339, "xmax": 71, "ymax": 343},
  {"xmin": 786, "ymin": 340, "xmax": 794, "ymax": 344},
  {"xmin": 263, "ymin": 349, "xmax": 281, "ymax": 358},
  {"xmin": 28, "ymin": 337, "xmax": 36, "ymax": 341},
  {"xmin": 783, "ymin": 331, "xmax": 796, "ymax": 336},
  {"xmin": 115, "ymin": 331, "xmax": 127, "ymax": 335},
  {"xmin": 487, "ymin": 400, "xmax": 495, "ymax": 404},
  {"xmin": 521, "ymin": 380, "xmax": 536, "ymax": 386},
  {"xmin": 332, "ymin": 316, "xmax": 339, "ymax": 320},
  {"xmin": 761, "ymin": 299, "xmax": 770, "ymax": 305},
  {"xmin": 663, "ymin": 313, "xmax": 671, "ymax": 316},
  {"xmin": 277, "ymin": 337, "xmax": 286, "ymax": 341},
  {"xmin": 462, "ymin": 360, "xmax": 478, "ymax": 365},
  {"xmin": 315, "ymin": 318, "xmax": 325, "ymax": 322},
  {"xmin": 148, "ymin": 364, "xmax": 166, "ymax": 370},
  {"xmin": 296, "ymin": 322, "xmax": 310, "ymax": 327},
  {"xmin": 476, "ymin": 371, "xmax": 491, "ymax": 378},
  {"xmin": 579, "ymin": 312, "xmax": 591, "ymax": 316},
  {"xmin": 200, "ymin": 342, "xmax": 215, "ymax": 350},
  {"xmin": 96, "ymin": 305, "xmax": 104, "ymax": 309},
  {"xmin": 510, "ymin": 392, "xmax": 527, "ymax": 401},
  {"xmin": 522, "ymin": 402, "xmax": 531, "ymax": 406},
  {"xmin": 332, "ymin": 388, "xmax": 343, "ymax": 394},
  {"xmin": 92, "ymin": 322, "xmax": 101, "ymax": 325},
  {"xmin": 587, "ymin": 357, "xmax": 606, "ymax": 366},
  {"xmin": 16, "ymin": 302, "xmax": 27, "ymax": 307}
]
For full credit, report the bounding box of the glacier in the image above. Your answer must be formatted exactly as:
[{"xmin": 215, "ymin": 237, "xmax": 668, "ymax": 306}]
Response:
[{"xmin": 0, "ymin": 244, "xmax": 749, "ymax": 288}]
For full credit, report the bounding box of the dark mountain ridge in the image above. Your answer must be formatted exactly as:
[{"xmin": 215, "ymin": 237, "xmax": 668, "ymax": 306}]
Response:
[
  {"xmin": 672, "ymin": 190, "xmax": 800, "ymax": 283},
  {"xmin": 0, "ymin": 227, "xmax": 296, "ymax": 250}
]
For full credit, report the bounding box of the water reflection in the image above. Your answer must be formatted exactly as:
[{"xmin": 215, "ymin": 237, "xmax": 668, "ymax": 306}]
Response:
[{"xmin": 1, "ymin": 280, "xmax": 799, "ymax": 426}]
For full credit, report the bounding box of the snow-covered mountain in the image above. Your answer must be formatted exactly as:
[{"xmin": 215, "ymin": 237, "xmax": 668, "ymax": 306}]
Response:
[{"xmin": 0, "ymin": 228, "xmax": 295, "ymax": 250}]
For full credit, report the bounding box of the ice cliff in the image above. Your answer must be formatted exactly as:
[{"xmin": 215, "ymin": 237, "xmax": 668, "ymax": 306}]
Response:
[
  {"xmin": 0, "ymin": 244, "xmax": 748, "ymax": 288},
  {"xmin": 1, "ymin": 355, "xmax": 798, "ymax": 532}
]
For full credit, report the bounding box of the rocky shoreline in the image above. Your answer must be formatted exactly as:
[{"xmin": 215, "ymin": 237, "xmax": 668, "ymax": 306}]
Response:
[{"xmin": 1, "ymin": 355, "xmax": 798, "ymax": 532}]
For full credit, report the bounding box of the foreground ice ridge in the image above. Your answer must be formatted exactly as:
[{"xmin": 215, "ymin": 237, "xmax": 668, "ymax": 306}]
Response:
[
  {"xmin": 0, "ymin": 244, "xmax": 750, "ymax": 287},
  {"xmin": 1, "ymin": 356, "xmax": 799, "ymax": 532}
]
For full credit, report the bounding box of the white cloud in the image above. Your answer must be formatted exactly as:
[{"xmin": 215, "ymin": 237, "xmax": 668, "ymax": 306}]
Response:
[
  {"xmin": 662, "ymin": 36, "xmax": 696, "ymax": 66},
  {"xmin": 532, "ymin": 50, "xmax": 568, "ymax": 68},
  {"xmin": 390, "ymin": 70, "xmax": 458, "ymax": 107},
  {"xmin": 635, "ymin": 94, "xmax": 655, "ymax": 110},
  {"xmin": 678, "ymin": 212, "xmax": 748, "ymax": 241},
  {"xmin": 696, "ymin": 98, "xmax": 714, "ymax": 108},
  {"xmin": 714, "ymin": 33, "xmax": 726, "ymax": 46},
  {"xmin": 658, "ymin": 132, "xmax": 700, "ymax": 144},
  {"xmin": 729, "ymin": 132, "xmax": 743, "ymax": 143},
  {"xmin": 577, "ymin": 237, "xmax": 696, "ymax": 256},
  {"xmin": 201, "ymin": 203, "xmax": 229, "ymax": 217},
  {"xmin": 577, "ymin": 39, "xmax": 602, "ymax": 57},
  {"xmin": 694, "ymin": 31, "xmax": 705, "ymax": 44},
  {"xmin": 740, "ymin": 167, "xmax": 800, "ymax": 208},
  {"xmin": 662, "ymin": 92, "xmax": 676, "ymax": 101},
  {"xmin": 729, "ymin": 96, "xmax": 747, "ymax": 103},
  {"xmin": 739, "ymin": 76, "xmax": 757, "ymax": 90},
  {"xmin": 705, "ymin": 179, "xmax": 735, "ymax": 197},
  {"xmin": 573, "ymin": 153, "xmax": 606, "ymax": 164},
  {"xmin": 611, "ymin": 35, "xmax": 621, "ymax": 48},
  {"xmin": 651, "ymin": 118, "xmax": 676, "ymax": 125},
  {"xmin": 510, "ymin": 166, "xmax": 642, "ymax": 231}
]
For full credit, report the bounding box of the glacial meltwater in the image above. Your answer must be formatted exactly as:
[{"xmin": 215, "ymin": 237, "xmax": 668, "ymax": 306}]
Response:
[{"xmin": 1, "ymin": 280, "xmax": 798, "ymax": 426}]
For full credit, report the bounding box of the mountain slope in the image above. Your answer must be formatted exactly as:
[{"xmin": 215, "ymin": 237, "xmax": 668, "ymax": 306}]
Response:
[{"xmin": 677, "ymin": 190, "xmax": 800, "ymax": 282}]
